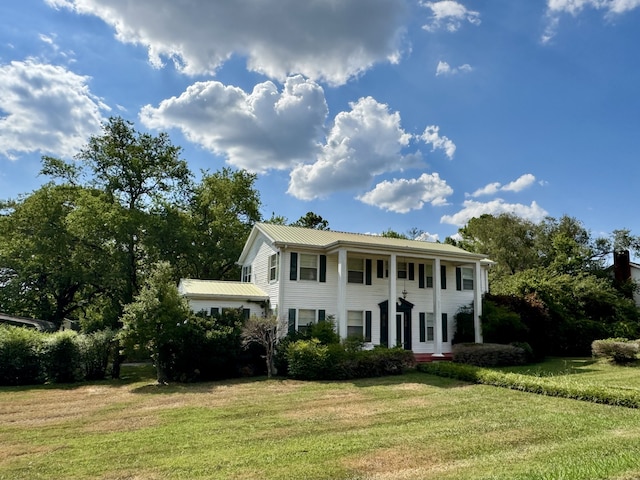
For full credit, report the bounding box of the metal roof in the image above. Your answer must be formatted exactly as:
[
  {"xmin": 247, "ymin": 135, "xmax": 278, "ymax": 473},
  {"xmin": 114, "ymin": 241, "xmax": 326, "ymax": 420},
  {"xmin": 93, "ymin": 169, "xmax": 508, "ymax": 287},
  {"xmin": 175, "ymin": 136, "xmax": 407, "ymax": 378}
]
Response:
[
  {"xmin": 251, "ymin": 222, "xmax": 488, "ymax": 260},
  {"xmin": 178, "ymin": 279, "xmax": 268, "ymax": 300}
]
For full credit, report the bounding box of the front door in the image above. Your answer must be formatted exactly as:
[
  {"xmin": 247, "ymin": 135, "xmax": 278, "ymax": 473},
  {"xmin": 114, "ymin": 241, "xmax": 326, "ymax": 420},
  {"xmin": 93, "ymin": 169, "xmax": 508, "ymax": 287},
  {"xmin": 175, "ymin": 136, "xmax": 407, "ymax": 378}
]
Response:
[{"xmin": 380, "ymin": 299, "xmax": 414, "ymax": 350}]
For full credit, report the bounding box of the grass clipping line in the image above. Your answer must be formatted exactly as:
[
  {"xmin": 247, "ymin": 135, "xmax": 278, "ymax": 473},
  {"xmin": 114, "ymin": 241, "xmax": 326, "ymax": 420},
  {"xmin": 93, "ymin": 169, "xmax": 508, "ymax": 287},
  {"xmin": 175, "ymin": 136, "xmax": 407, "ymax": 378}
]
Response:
[{"xmin": 418, "ymin": 362, "xmax": 640, "ymax": 409}]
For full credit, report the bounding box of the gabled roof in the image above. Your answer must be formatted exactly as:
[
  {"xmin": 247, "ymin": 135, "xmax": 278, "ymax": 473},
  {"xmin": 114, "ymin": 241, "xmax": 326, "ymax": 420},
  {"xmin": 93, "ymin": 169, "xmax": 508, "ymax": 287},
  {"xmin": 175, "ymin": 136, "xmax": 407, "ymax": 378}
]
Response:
[
  {"xmin": 0, "ymin": 313, "xmax": 57, "ymax": 332},
  {"xmin": 238, "ymin": 223, "xmax": 489, "ymax": 263},
  {"xmin": 178, "ymin": 279, "xmax": 268, "ymax": 300}
]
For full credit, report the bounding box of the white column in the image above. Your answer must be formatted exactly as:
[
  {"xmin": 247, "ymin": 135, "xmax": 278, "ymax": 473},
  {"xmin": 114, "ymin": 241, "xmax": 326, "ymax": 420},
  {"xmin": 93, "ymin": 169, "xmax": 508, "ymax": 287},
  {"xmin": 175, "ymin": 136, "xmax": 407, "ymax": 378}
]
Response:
[
  {"xmin": 389, "ymin": 253, "xmax": 397, "ymax": 347},
  {"xmin": 474, "ymin": 260, "xmax": 483, "ymax": 343},
  {"xmin": 277, "ymin": 249, "xmax": 286, "ymax": 320},
  {"xmin": 337, "ymin": 248, "xmax": 348, "ymax": 339},
  {"xmin": 433, "ymin": 257, "xmax": 443, "ymax": 356}
]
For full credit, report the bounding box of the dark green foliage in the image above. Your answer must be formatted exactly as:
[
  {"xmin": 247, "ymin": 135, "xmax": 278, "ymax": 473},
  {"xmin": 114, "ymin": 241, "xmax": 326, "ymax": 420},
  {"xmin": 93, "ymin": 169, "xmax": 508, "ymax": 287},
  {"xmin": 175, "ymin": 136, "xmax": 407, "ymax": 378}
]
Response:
[
  {"xmin": 309, "ymin": 318, "xmax": 340, "ymax": 345},
  {"xmin": 286, "ymin": 340, "xmax": 415, "ymax": 380},
  {"xmin": 43, "ymin": 331, "xmax": 84, "ymax": 383},
  {"xmin": 452, "ymin": 303, "xmax": 474, "ymax": 344},
  {"xmin": 481, "ymin": 299, "xmax": 529, "ymax": 345},
  {"xmin": 452, "ymin": 342, "xmax": 528, "ymax": 367},
  {"xmin": 592, "ymin": 338, "xmax": 639, "ymax": 365},
  {"xmin": 0, "ymin": 325, "xmax": 45, "ymax": 386},
  {"xmin": 77, "ymin": 329, "xmax": 116, "ymax": 380},
  {"xmin": 418, "ymin": 361, "xmax": 640, "ymax": 408}
]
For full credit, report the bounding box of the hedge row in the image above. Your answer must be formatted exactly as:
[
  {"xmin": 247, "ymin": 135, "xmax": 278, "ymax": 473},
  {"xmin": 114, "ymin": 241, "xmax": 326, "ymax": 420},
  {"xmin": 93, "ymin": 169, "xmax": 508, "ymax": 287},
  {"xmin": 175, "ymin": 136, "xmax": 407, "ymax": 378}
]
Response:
[
  {"xmin": 452, "ymin": 342, "xmax": 530, "ymax": 367},
  {"xmin": 0, "ymin": 326, "xmax": 115, "ymax": 386},
  {"xmin": 418, "ymin": 361, "xmax": 640, "ymax": 408},
  {"xmin": 286, "ymin": 339, "xmax": 416, "ymax": 380},
  {"xmin": 592, "ymin": 338, "xmax": 640, "ymax": 365}
]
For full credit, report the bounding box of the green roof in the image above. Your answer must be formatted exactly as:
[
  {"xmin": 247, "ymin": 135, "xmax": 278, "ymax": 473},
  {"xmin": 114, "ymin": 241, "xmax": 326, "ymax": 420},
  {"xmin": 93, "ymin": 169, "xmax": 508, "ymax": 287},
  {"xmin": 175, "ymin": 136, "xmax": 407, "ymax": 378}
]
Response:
[{"xmin": 251, "ymin": 223, "xmax": 488, "ymax": 261}]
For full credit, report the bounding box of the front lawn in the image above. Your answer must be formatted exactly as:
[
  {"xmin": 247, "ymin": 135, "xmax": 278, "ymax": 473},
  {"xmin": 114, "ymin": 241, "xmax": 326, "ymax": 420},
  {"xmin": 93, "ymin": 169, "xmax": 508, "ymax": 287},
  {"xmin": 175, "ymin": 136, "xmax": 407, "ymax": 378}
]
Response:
[{"xmin": 1, "ymin": 361, "xmax": 640, "ymax": 479}]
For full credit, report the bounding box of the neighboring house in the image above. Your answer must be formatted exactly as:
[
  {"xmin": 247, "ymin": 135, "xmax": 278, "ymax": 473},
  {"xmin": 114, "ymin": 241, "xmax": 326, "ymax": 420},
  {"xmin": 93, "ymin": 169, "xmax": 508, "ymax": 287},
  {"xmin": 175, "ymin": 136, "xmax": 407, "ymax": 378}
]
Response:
[
  {"xmin": 180, "ymin": 223, "xmax": 491, "ymax": 359},
  {"xmin": 0, "ymin": 313, "xmax": 57, "ymax": 332}
]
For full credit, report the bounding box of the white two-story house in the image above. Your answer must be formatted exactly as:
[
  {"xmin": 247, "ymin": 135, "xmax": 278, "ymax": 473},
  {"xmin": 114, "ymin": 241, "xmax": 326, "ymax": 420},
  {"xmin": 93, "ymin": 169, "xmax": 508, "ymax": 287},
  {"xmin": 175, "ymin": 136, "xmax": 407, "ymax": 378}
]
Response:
[{"xmin": 179, "ymin": 223, "xmax": 491, "ymax": 359}]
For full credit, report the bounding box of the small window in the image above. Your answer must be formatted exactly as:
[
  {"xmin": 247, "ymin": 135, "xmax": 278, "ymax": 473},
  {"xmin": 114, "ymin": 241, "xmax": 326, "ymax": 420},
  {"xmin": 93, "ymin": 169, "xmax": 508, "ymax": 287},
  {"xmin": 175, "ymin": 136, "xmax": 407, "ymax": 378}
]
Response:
[
  {"xmin": 347, "ymin": 311, "xmax": 364, "ymax": 338},
  {"xmin": 242, "ymin": 265, "xmax": 252, "ymax": 283},
  {"xmin": 348, "ymin": 257, "xmax": 364, "ymax": 284},
  {"xmin": 462, "ymin": 267, "xmax": 474, "ymax": 290},
  {"xmin": 397, "ymin": 262, "xmax": 407, "ymax": 279},
  {"xmin": 426, "ymin": 264, "xmax": 433, "ymax": 288},
  {"xmin": 299, "ymin": 254, "xmax": 318, "ymax": 281},
  {"xmin": 426, "ymin": 313, "xmax": 434, "ymax": 341},
  {"xmin": 269, "ymin": 253, "xmax": 279, "ymax": 282},
  {"xmin": 298, "ymin": 309, "xmax": 316, "ymax": 333}
]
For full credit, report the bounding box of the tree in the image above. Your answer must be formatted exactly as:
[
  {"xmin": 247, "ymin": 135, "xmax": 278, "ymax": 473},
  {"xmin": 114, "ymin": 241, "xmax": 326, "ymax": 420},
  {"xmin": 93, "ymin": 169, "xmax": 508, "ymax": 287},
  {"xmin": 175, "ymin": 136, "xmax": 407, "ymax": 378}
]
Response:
[
  {"xmin": 119, "ymin": 262, "xmax": 191, "ymax": 384},
  {"xmin": 183, "ymin": 168, "xmax": 262, "ymax": 280},
  {"xmin": 380, "ymin": 228, "xmax": 409, "ymax": 239},
  {"xmin": 43, "ymin": 117, "xmax": 192, "ymax": 306},
  {"xmin": 241, "ymin": 315, "xmax": 285, "ymax": 378},
  {"xmin": 291, "ymin": 211, "xmax": 330, "ymax": 230},
  {"xmin": 0, "ymin": 185, "xmax": 119, "ymax": 326}
]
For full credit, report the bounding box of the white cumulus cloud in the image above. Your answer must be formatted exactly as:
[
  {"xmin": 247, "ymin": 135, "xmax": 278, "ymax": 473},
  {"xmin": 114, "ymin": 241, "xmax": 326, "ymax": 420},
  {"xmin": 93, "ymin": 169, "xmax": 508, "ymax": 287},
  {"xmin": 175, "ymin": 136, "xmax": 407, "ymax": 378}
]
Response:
[
  {"xmin": 435, "ymin": 61, "xmax": 473, "ymax": 76},
  {"xmin": 140, "ymin": 75, "xmax": 328, "ymax": 172},
  {"xmin": 420, "ymin": 125, "xmax": 456, "ymax": 159},
  {"xmin": 0, "ymin": 59, "xmax": 107, "ymax": 160},
  {"xmin": 421, "ymin": 1, "xmax": 481, "ymax": 32},
  {"xmin": 469, "ymin": 173, "xmax": 537, "ymax": 197},
  {"xmin": 46, "ymin": 0, "xmax": 408, "ymax": 86},
  {"xmin": 441, "ymin": 199, "xmax": 548, "ymax": 226},
  {"xmin": 357, "ymin": 173, "xmax": 453, "ymax": 213}
]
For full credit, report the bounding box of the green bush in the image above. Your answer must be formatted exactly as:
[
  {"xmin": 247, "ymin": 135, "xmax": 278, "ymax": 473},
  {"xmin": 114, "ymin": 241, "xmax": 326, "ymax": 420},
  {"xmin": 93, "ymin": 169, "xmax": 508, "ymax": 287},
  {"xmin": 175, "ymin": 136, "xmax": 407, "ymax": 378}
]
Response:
[
  {"xmin": 0, "ymin": 325, "xmax": 45, "ymax": 386},
  {"xmin": 592, "ymin": 338, "xmax": 639, "ymax": 365},
  {"xmin": 77, "ymin": 329, "xmax": 116, "ymax": 380},
  {"xmin": 452, "ymin": 303, "xmax": 475, "ymax": 344},
  {"xmin": 43, "ymin": 331, "xmax": 84, "ymax": 383},
  {"xmin": 453, "ymin": 342, "xmax": 528, "ymax": 367},
  {"xmin": 286, "ymin": 340, "xmax": 415, "ymax": 380}
]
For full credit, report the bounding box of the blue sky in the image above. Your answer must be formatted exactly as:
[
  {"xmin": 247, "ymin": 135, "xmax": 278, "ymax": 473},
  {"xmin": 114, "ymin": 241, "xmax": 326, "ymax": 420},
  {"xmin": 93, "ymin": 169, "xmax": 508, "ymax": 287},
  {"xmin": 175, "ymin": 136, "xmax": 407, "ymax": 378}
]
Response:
[{"xmin": 1, "ymin": 1, "xmax": 639, "ymax": 242}]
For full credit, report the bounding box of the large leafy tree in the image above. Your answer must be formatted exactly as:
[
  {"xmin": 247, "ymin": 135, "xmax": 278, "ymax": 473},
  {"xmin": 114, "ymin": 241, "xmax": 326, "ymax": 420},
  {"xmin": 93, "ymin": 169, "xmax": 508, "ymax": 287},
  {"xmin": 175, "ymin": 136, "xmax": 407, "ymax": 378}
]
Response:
[
  {"xmin": 183, "ymin": 168, "xmax": 261, "ymax": 280},
  {"xmin": 43, "ymin": 117, "xmax": 192, "ymax": 306},
  {"xmin": 0, "ymin": 185, "xmax": 119, "ymax": 326}
]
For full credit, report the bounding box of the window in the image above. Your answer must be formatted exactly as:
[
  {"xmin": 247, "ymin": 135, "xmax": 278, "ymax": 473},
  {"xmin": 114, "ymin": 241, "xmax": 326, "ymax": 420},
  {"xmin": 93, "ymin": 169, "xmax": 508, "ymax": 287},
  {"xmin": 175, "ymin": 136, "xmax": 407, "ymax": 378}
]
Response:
[
  {"xmin": 347, "ymin": 310, "xmax": 364, "ymax": 337},
  {"xmin": 298, "ymin": 309, "xmax": 316, "ymax": 333},
  {"xmin": 210, "ymin": 307, "xmax": 220, "ymax": 317},
  {"xmin": 348, "ymin": 257, "xmax": 364, "ymax": 284},
  {"xmin": 242, "ymin": 265, "xmax": 252, "ymax": 283},
  {"xmin": 269, "ymin": 253, "xmax": 279, "ymax": 282},
  {"xmin": 299, "ymin": 254, "xmax": 318, "ymax": 280},
  {"xmin": 397, "ymin": 262, "xmax": 407, "ymax": 279},
  {"xmin": 426, "ymin": 313, "xmax": 434, "ymax": 341},
  {"xmin": 462, "ymin": 267, "xmax": 474, "ymax": 290},
  {"xmin": 426, "ymin": 264, "xmax": 434, "ymax": 288}
]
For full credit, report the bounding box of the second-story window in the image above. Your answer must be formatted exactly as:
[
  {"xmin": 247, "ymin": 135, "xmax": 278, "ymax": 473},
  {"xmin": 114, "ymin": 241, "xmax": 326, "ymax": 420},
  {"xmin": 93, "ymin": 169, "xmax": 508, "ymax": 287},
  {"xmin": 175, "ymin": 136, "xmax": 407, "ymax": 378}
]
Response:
[
  {"xmin": 348, "ymin": 257, "xmax": 364, "ymax": 284},
  {"xmin": 242, "ymin": 265, "xmax": 252, "ymax": 283},
  {"xmin": 269, "ymin": 253, "xmax": 279, "ymax": 282},
  {"xmin": 397, "ymin": 261, "xmax": 407, "ymax": 279},
  {"xmin": 299, "ymin": 254, "xmax": 318, "ymax": 280}
]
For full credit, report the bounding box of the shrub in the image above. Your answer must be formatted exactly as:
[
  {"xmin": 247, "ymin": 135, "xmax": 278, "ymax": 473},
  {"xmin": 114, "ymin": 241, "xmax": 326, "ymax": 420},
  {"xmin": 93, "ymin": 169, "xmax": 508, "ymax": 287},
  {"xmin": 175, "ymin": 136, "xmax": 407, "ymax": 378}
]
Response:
[
  {"xmin": 592, "ymin": 338, "xmax": 639, "ymax": 365},
  {"xmin": 452, "ymin": 303, "xmax": 475, "ymax": 344},
  {"xmin": 0, "ymin": 325, "xmax": 45, "ymax": 386},
  {"xmin": 453, "ymin": 342, "xmax": 528, "ymax": 367},
  {"xmin": 77, "ymin": 329, "xmax": 116, "ymax": 380},
  {"xmin": 43, "ymin": 331, "xmax": 84, "ymax": 383},
  {"xmin": 309, "ymin": 317, "xmax": 340, "ymax": 345},
  {"xmin": 286, "ymin": 340, "xmax": 415, "ymax": 380}
]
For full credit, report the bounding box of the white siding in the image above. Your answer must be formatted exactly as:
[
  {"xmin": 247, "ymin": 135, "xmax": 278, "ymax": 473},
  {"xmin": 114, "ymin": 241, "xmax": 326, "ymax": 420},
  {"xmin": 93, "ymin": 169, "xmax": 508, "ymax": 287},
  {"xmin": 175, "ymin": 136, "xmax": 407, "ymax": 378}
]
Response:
[{"xmin": 187, "ymin": 299, "xmax": 263, "ymax": 318}]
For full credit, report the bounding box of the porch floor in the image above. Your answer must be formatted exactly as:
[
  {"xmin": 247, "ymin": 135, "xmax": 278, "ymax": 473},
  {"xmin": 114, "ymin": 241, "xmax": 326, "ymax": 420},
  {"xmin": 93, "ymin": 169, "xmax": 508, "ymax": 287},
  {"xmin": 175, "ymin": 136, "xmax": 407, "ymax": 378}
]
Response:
[{"xmin": 414, "ymin": 353, "xmax": 453, "ymax": 363}]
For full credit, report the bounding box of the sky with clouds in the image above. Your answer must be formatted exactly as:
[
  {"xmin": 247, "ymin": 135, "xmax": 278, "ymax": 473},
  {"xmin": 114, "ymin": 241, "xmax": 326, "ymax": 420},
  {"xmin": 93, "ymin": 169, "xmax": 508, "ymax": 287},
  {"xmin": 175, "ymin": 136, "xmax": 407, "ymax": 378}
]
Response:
[{"xmin": 1, "ymin": 0, "xmax": 639, "ymax": 241}]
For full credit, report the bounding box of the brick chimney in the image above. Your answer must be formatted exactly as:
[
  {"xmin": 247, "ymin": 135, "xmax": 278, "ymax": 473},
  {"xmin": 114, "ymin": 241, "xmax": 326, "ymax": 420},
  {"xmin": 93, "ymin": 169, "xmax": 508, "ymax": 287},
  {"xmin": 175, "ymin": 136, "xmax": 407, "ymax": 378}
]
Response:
[{"xmin": 614, "ymin": 250, "xmax": 632, "ymax": 283}]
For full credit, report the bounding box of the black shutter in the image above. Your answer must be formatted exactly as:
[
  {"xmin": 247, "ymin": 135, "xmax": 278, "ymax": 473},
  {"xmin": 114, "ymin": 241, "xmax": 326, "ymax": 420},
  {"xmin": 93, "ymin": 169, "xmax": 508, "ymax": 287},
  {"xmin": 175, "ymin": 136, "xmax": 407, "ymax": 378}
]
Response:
[
  {"xmin": 376, "ymin": 259, "xmax": 384, "ymax": 278},
  {"xmin": 365, "ymin": 311, "xmax": 372, "ymax": 342},
  {"xmin": 396, "ymin": 315, "xmax": 402, "ymax": 347},
  {"xmin": 319, "ymin": 255, "xmax": 327, "ymax": 283},
  {"xmin": 442, "ymin": 313, "xmax": 448, "ymax": 343},
  {"xmin": 408, "ymin": 263, "xmax": 415, "ymax": 281},
  {"xmin": 243, "ymin": 309, "xmax": 250, "ymax": 320},
  {"xmin": 440, "ymin": 265, "xmax": 447, "ymax": 289},
  {"xmin": 318, "ymin": 309, "xmax": 326, "ymax": 323},
  {"xmin": 418, "ymin": 264, "xmax": 425, "ymax": 289},
  {"xmin": 290, "ymin": 252, "xmax": 298, "ymax": 280},
  {"xmin": 365, "ymin": 259, "xmax": 372, "ymax": 285},
  {"xmin": 456, "ymin": 267, "xmax": 462, "ymax": 291},
  {"xmin": 419, "ymin": 312, "xmax": 426, "ymax": 342},
  {"xmin": 288, "ymin": 309, "xmax": 296, "ymax": 334}
]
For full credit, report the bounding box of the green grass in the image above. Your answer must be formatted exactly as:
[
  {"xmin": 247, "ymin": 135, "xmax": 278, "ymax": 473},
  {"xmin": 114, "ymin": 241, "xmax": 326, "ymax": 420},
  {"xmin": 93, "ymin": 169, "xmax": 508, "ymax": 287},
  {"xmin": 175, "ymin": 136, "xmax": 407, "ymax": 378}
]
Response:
[{"xmin": 2, "ymin": 362, "xmax": 640, "ymax": 479}]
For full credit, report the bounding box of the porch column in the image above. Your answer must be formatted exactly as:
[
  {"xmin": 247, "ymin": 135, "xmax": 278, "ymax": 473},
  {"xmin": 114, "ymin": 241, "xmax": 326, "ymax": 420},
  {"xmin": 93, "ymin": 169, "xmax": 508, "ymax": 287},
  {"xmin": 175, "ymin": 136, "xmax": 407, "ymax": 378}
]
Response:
[
  {"xmin": 337, "ymin": 248, "xmax": 348, "ymax": 339},
  {"xmin": 474, "ymin": 260, "xmax": 483, "ymax": 343},
  {"xmin": 388, "ymin": 253, "xmax": 397, "ymax": 347},
  {"xmin": 277, "ymin": 248, "xmax": 286, "ymax": 320},
  {"xmin": 433, "ymin": 257, "xmax": 443, "ymax": 356}
]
